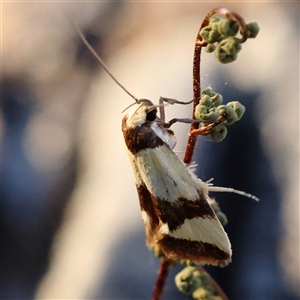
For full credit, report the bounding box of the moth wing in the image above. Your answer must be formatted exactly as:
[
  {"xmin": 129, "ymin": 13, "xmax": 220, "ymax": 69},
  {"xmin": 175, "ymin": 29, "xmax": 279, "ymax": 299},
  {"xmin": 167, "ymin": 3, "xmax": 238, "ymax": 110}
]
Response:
[{"xmin": 128, "ymin": 144, "xmax": 231, "ymax": 266}]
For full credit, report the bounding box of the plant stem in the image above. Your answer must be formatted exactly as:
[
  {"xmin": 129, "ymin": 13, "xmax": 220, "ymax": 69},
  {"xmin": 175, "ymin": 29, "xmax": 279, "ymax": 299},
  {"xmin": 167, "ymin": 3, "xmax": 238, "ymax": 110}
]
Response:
[
  {"xmin": 151, "ymin": 257, "xmax": 171, "ymax": 300},
  {"xmin": 183, "ymin": 8, "xmax": 248, "ymax": 165},
  {"xmin": 183, "ymin": 18, "xmax": 207, "ymax": 164}
]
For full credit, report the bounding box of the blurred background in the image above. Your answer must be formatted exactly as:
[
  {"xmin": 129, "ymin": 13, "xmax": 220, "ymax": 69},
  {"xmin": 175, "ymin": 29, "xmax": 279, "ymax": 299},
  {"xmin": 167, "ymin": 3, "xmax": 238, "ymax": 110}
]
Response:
[{"xmin": 1, "ymin": 1, "xmax": 299, "ymax": 300}]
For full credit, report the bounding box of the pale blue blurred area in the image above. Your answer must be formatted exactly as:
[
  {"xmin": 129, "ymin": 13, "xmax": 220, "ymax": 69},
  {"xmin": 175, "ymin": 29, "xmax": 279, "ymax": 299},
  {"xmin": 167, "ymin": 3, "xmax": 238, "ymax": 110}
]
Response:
[
  {"xmin": 2, "ymin": 82, "xmax": 77, "ymax": 299},
  {"xmin": 2, "ymin": 89, "xmax": 45, "ymax": 228},
  {"xmin": 1, "ymin": 2, "xmax": 299, "ymax": 300}
]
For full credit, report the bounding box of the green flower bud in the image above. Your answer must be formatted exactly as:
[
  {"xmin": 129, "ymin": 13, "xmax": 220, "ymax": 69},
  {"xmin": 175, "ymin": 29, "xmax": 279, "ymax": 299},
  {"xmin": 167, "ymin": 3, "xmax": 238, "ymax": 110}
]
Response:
[
  {"xmin": 192, "ymin": 287, "xmax": 208, "ymax": 299},
  {"xmin": 195, "ymin": 105, "xmax": 208, "ymax": 120},
  {"xmin": 215, "ymin": 37, "xmax": 242, "ymax": 64},
  {"xmin": 218, "ymin": 19, "xmax": 239, "ymax": 37},
  {"xmin": 202, "ymin": 87, "xmax": 216, "ymax": 97},
  {"xmin": 209, "ymin": 124, "xmax": 227, "ymax": 142},
  {"xmin": 227, "ymin": 101, "xmax": 246, "ymax": 120},
  {"xmin": 206, "ymin": 108, "xmax": 220, "ymax": 123},
  {"xmin": 175, "ymin": 266, "xmax": 202, "ymax": 295},
  {"xmin": 186, "ymin": 260, "xmax": 197, "ymax": 267},
  {"xmin": 207, "ymin": 198, "xmax": 219, "ymax": 212},
  {"xmin": 195, "ymin": 105, "xmax": 220, "ymax": 123},
  {"xmin": 216, "ymin": 211, "xmax": 228, "ymax": 226},
  {"xmin": 199, "ymin": 27, "xmax": 210, "ymax": 41},
  {"xmin": 209, "ymin": 17, "xmax": 220, "ymax": 24},
  {"xmin": 199, "ymin": 95, "xmax": 213, "ymax": 106},
  {"xmin": 246, "ymin": 22, "xmax": 260, "ymax": 38},
  {"xmin": 200, "ymin": 26, "xmax": 221, "ymax": 43},
  {"xmin": 212, "ymin": 93, "xmax": 223, "ymax": 107},
  {"xmin": 211, "ymin": 21, "xmax": 219, "ymax": 32},
  {"xmin": 193, "ymin": 270, "xmax": 201, "ymax": 278},
  {"xmin": 206, "ymin": 43, "xmax": 216, "ymax": 53},
  {"xmin": 217, "ymin": 104, "xmax": 237, "ymax": 125}
]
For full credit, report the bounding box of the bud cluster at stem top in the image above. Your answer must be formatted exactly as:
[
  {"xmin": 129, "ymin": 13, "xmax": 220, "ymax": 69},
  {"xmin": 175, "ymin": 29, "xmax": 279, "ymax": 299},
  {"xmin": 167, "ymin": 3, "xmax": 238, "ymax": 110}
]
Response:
[{"xmin": 200, "ymin": 16, "xmax": 259, "ymax": 63}]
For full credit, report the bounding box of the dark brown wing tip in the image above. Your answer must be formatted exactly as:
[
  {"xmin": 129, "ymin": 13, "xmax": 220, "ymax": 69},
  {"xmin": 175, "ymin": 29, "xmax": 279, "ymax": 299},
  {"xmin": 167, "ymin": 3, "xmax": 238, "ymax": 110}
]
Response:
[{"xmin": 159, "ymin": 236, "xmax": 231, "ymax": 267}]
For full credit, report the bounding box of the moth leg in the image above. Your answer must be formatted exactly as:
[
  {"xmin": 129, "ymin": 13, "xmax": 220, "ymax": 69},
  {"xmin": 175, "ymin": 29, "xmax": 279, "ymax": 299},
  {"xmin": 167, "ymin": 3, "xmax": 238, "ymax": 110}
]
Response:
[
  {"xmin": 159, "ymin": 97, "xmax": 194, "ymax": 122},
  {"xmin": 164, "ymin": 118, "xmax": 201, "ymax": 128},
  {"xmin": 160, "ymin": 97, "xmax": 194, "ymax": 106},
  {"xmin": 159, "ymin": 97, "xmax": 166, "ymax": 121}
]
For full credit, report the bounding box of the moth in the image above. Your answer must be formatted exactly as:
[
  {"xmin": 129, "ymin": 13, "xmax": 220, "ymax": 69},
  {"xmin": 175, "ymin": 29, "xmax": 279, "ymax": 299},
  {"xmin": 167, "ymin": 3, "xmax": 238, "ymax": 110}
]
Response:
[
  {"xmin": 122, "ymin": 99, "xmax": 231, "ymax": 266},
  {"xmin": 121, "ymin": 97, "xmax": 258, "ymax": 267},
  {"xmin": 71, "ymin": 19, "xmax": 258, "ymax": 267}
]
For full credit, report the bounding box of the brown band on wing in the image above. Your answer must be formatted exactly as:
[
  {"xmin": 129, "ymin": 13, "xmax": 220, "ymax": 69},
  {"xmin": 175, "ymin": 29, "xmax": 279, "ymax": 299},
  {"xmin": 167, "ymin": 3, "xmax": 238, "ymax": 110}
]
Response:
[
  {"xmin": 137, "ymin": 184, "xmax": 160, "ymax": 246},
  {"xmin": 122, "ymin": 116, "xmax": 165, "ymax": 154},
  {"xmin": 156, "ymin": 195, "xmax": 216, "ymax": 231},
  {"xmin": 159, "ymin": 235, "xmax": 231, "ymax": 267}
]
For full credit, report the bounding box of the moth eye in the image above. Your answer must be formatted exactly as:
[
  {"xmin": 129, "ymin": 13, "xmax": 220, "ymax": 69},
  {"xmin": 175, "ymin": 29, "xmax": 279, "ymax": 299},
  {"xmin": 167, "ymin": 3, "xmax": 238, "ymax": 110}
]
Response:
[{"xmin": 146, "ymin": 109, "xmax": 157, "ymax": 122}]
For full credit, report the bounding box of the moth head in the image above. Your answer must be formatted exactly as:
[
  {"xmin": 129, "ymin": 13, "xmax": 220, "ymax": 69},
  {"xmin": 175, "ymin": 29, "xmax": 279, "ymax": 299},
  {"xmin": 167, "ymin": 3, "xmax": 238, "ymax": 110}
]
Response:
[{"xmin": 125, "ymin": 99, "xmax": 158, "ymax": 127}]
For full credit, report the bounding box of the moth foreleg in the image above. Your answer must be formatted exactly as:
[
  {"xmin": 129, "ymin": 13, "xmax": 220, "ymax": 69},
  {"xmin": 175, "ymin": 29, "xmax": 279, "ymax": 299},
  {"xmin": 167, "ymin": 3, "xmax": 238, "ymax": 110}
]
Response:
[
  {"xmin": 159, "ymin": 97, "xmax": 166, "ymax": 121},
  {"xmin": 159, "ymin": 97, "xmax": 194, "ymax": 121}
]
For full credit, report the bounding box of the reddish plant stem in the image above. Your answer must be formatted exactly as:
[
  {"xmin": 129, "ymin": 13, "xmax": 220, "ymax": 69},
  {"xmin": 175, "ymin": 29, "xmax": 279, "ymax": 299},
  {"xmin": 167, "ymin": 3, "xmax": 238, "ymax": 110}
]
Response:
[
  {"xmin": 190, "ymin": 116, "xmax": 227, "ymax": 136},
  {"xmin": 183, "ymin": 8, "xmax": 248, "ymax": 165},
  {"xmin": 151, "ymin": 257, "xmax": 171, "ymax": 300},
  {"xmin": 183, "ymin": 19, "xmax": 208, "ymax": 164}
]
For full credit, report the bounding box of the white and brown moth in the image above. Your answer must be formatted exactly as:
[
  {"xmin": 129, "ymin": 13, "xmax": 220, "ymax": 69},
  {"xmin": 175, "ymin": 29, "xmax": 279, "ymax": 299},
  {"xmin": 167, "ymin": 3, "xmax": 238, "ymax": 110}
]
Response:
[
  {"xmin": 123, "ymin": 99, "xmax": 231, "ymax": 267},
  {"xmin": 71, "ymin": 19, "xmax": 258, "ymax": 267},
  {"xmin": 122, "ymin": 101, "xmax": 259, "ymax": 266}
]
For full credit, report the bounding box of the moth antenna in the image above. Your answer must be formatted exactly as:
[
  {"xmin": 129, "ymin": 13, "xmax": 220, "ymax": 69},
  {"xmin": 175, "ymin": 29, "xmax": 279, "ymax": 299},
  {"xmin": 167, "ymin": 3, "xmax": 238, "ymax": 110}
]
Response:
[
  {"xmin": 122, "ymin": 101, "xmax": 170, "ymax": 115},
  {"xmin": 121, "ymin": 101, "xmax": 137, "ymax": 114},
  {"xmin": 67, "ymin": 15, "xmax": 139, "ymax": 102}
]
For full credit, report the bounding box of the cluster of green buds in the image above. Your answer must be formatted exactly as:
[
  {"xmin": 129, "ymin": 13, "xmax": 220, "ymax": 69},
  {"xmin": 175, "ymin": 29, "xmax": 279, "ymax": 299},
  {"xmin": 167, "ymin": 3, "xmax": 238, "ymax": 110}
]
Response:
[
  {"xmin": 175, "ymin": 265, "xmax": 222, "ymax": 300},
  {"xmin": 200, "ymin": 17, "xmax": 259, "ymax": 63},
  {"xmin": 194, "ymin": 87, "xmax": 245, "ymax": 142}
]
